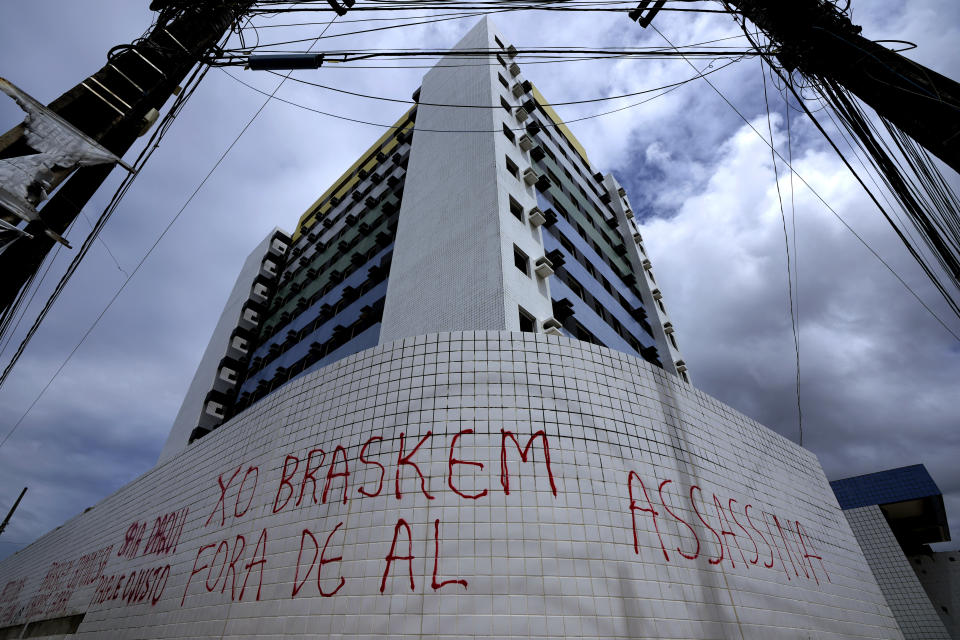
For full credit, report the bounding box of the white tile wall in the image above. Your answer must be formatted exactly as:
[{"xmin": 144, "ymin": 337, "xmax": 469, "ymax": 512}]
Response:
[
  {"xmin": 909, "ymin": 551, "xmax": 959, "ymax": 638},
  {"xmin": 0, "ymin": 332, "xmax": 901, "ymax": 639},
  {"xmin": 845, "ymin": 505, "xmax": 950, "ymax": 639},
  {"xmin": 378, "ymin": 19, "xmax": 507, "ymax": 342}
]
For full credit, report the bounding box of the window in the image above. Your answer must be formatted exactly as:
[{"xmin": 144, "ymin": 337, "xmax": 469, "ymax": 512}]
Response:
[
  {"xmin": 495, "ymin": 36, "xmax": 505, "ymax": 48},
  {"xmin": 509, "ymin": 196, "xmax": 523, "ymax": 221},
  {"xmin": 513, "ymin": 245, "xmax": 530, "ymax": 275},
  {"xmin": 502, "ymin": 123, "xmax": 515, "ymax": 143},
  {"xmin": 496, "ymin": 54, "xmax": 507, "ymax": 67},
  {"xmin": 500, "ymin": 96, "xmax": 512, "ymax": 113},
  {"xmin": 669, "ymin": 333, "xmax": 678, "ymax": 349},
  {"xmin": 518, "ymin": 307, "xmax": 536, "ymax": 333},
  {"xmin": 505, "ymin": 156, "xmax": 519, "ymax": 179},
  {"xmin": 498, "ymin": 73, "xmax": 509, "ymax": 89}
]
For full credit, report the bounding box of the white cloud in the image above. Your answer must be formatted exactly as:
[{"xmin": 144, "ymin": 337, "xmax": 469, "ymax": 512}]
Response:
[{"xmin": 639, "ymin": 113, "xmax": 960, "ymax": 544}]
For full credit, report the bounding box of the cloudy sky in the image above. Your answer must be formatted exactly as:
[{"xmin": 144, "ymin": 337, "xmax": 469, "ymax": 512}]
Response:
[{"xmin": 0, "ymin": 0, "xmax": 957, "ymax": 560}]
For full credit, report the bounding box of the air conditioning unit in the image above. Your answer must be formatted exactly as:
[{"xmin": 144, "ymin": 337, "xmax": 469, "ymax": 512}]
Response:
[
  {"xmin": 507, "ymin": 44, "xmax": 518, "ymax": 58},
  {"xmin": 675, "ymin": 359, "xmax": 687, "ymax": 373},
  {"xmin": 512, "ymin": 83, "xmax": 526, "ymax": 98},
  {"xmin": 542, "ymin": 317, "xmax": 563, "ymax": 336},
  {"xmin": 528, "ymin": 207, "xmax": 546, "ymax": 227},
  {"xmin": 515, "ymin": 106, "xmax": 529, "ymax": 123},
  {"xmin": 625, "ymin": 208, "xmax": 634, "ymax": 219},
  {"xmin": 642, "ymin": 258, "xmax": 652, "ymax": 270},
  {"xmin": 508, "ymin": 62, "xmax": 521, "ymax": 77},
  {"xmin": 618, "ymin": 186, "xmax": 626, "ymax": 197},
  {"xmin": 534, "ymin": 256, "xmax": 554, "ymax": 278},
  {"xmin": 205, "ymin": 401, "xmax": 225, "ymax": 419},
  {"xmin": 522, "ymin": 168, "xmax": 539, "ymax": 186},
  {"xmin": 518, "ymin": 134, "xmax": 534, "ymax": 151},
  {"xmin": 632, "ymin": 232, "xmax": 642, "ymax": 244},
  {"xmin": 252, "ymin": 283, "xmax": 269, "ymax": 301},
  {"xmin": 652, "ymin": 288, "xmax": 663, "ymax": 301},
  {"xmin": 663, "ymin": 322, "xmax": 675, "ymax": 335}
]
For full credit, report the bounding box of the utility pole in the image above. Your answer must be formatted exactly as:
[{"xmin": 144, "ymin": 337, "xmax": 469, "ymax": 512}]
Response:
[
  {"xmin": 724, "ymin": 0, "xmax": 960, "ymax": 174},
  {"xmin": 627, "ymin": 0, "xmax": 960, "ymax": 173},
  {"xmin": 0, "ymin": 1, "xmax": 256, "ymax": 316},
  {"xmin": 0, "ymin": 487, "xmax": 27, "ymax": 537}
]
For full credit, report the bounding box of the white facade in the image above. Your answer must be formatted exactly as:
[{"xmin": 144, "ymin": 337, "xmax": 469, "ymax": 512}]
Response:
[
  {"xmin": 380, "ymin": 19, "xmax": 554, "ymax": 341},
  {"xmin": 158, "ymin": 230, "xmax": 287, "ymax": 464},
  {"xmin": 0, "ymin": 333, "xmax": 900, "ymax": 639}
]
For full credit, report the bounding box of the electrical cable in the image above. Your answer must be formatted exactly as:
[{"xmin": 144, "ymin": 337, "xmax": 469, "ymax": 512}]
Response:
[
  {"xmin": 261, "ymin": 49, "xmax": 741, "ymax": 108},
  {"xmin": 783, "ymin": 75, "xmax": 802, "ymax": 448},
  {"xmin": 761, "ymin": 59, "xmax": 803, "ymax": 446},
  {"xmin": 649, "ymin": 23, "xmax": 960, "ymax": 343},
  {"xmin": 0, "ymin": 15, "xmax": 341, "ymax": 449},
  {"xmin": 218, "ymin": 56, "xmax": 737, "ymax": 132}
]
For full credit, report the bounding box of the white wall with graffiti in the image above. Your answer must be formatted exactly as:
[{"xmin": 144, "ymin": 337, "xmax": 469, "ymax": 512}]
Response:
[{"xmin": 0, "ymin": 332, "xmax": 902, "ymax": 639}]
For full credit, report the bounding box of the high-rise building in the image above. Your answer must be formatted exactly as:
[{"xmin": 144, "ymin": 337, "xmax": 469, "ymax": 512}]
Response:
[{"xmin": 0, "ymin": 19, "xmax": 906, "ymax": 640}]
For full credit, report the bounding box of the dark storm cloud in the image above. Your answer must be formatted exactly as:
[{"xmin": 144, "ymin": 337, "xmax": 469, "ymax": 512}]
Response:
[{"xmin": 0, "ymin": 0, "xmax": 958, "ymax": 561}]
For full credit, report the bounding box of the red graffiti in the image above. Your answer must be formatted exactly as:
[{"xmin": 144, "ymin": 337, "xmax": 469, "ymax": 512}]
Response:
[
  {"xmin": 272, "ymin": 429, "xmax": 563, "ymax": 516},
  {"xmin": 625, "ymin": 471, "xmax": 829, "ymax": 584},
  {"xmin": 292, "ymin": 523, "xmax": 346, "ymax": 598},
  {"xmin": 206, "ymin": 464, "xmax": 259, "ymax": 527},
  {"xmin": 117, "ymin": 521, "xmax": 146, "ymax": 559},
  {"xmin": 658, "ymin": 480, "xmax": 699, "ymax": 560},
  {"xmin": 273, "ymin": 455, "xmax": 300, "ymax": 513},
  {"xmin": 628, "ymin": 471, "xmax": 667, "ymax": 560},
  {"xmin": 323, "ymin": 446, "xmax": 351, "ymax": 505},
  {"xmin": 500, "ymin": 429, "xmax": 558, "ymax": 497},
  {"xmin": 396, "ymin": 431, "xmax": 435, "ymax": 501},
  {"xmin": 181, "ymin": 528, "xmax": 268, "ymax": 606},
  {"xmin": 142, "ymin": 507, "xmax": 189, "ymax": 557},
  {"xmin": 358, "ymin": 437, "xmax": 385, "ymax": 497},
  {"xmin": 431, "ymin": 519, "xmax": 467, "ymax": 591},
  {"xmin": 297, "ymin": 448, "xmax": 326, "ymax": 506},
  {"xmin": 448, "ymin": 429, "xmax": 487, "ymax": 500},
  {"xmin": 380, "ymin": 519, "xmax": 415, "ymax": 593}
]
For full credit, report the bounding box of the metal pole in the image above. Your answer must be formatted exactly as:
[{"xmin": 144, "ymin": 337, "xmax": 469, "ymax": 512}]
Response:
[
  {"xmin": 0, "ymin": 2, "xmax": 256, "ymax": 315},
  {"xmin": 726, "ymin": 0, "xmax": 960, "ymax": 173},
  {"xmin": 0, "ymin": 487, "xmax": 27, "ymax": 537}
]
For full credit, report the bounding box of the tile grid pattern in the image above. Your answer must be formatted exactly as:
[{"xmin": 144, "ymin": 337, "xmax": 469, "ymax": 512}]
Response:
[
  {"xmin": 845, "ymin": 505, "xmax": 950, "ymax": 639},
  {"xmin": 0, "ymin": 332, "xmax": 900, "ymax": 639}
]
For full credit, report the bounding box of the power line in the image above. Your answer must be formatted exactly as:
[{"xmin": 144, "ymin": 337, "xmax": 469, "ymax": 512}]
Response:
[
  {"xmin": 648, "ymin": 24, "xmax": 960, "ymax": 345},
  {"xmin": 760, "ymin": 58, "xmax": 803, "ymax": 446},
  {"xmin": 0, "ymin": 16, "xmax": 341, "ymax": 449},
  {"xmin": 218, "ymin": 56, "xmax": 738, "ymax": 132}
]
